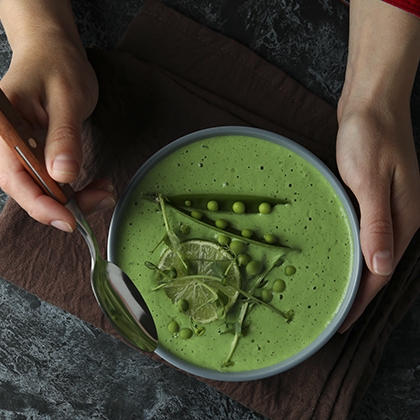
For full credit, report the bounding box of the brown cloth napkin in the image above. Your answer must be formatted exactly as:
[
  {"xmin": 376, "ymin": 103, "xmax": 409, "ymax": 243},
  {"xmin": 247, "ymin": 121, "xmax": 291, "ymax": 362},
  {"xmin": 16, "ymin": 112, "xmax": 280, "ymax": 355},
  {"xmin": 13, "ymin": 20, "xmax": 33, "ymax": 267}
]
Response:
[{"xmin": 1, "ymin": 1, "xmax": 419, "ymax": 418}]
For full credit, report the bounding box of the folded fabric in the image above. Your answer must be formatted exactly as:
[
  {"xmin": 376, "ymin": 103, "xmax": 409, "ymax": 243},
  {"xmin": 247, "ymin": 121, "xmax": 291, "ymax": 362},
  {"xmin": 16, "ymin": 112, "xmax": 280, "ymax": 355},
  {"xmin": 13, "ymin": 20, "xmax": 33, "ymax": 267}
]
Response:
[{"xmin": 0, "ymin": 1, "xmax": 419, "ymax": 419}]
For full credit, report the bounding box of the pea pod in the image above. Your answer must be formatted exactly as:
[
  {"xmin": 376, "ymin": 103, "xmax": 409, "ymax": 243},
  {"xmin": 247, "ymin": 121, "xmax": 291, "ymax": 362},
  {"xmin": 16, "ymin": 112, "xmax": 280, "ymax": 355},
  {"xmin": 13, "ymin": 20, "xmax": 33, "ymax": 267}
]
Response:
[
  {"xmin": 163, "ymin": 198, "xmax": 293, "ymax": 251},
  {"xmin": 167, "ymin": 194, "xmax": 289, "ymax": 213}
]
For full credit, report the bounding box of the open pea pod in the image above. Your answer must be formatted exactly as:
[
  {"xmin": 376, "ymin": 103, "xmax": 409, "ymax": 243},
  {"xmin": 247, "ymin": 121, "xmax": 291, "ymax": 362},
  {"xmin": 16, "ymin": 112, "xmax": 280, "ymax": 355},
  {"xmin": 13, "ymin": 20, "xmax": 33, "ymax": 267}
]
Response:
[
  {"xmin": 167, "ymin": 194, "xmax": 289, "ymax": 213},
  {"xmin": 162, "ymin": 196, "xmax": 294, "ymax": 251}
]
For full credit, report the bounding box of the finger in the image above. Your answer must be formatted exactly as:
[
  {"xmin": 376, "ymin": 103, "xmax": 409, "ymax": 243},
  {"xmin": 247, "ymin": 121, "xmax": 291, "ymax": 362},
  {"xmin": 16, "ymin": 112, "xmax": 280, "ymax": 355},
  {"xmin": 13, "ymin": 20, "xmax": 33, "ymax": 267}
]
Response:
[
  {"xmin": 338, "ymin": 267, "xmax": 391, "ymax": 333},
  {"xmin": 1, "ymin": 154, "xmax": 115, "ymax": 231},
  {"xmin": 358, "ymin": 178, "xmax": 394, "ymax": 277},
  {"xmin": 0, "ymin": 161, "xmax": 76, "ymax": 232},
  {"xmin": 338, "ymin": 176, "xmax": 420, "ymax": 333},
  {"xmin": 44, "ymin": 95, "xmax": 83, "ymax": 184},
  {"xmin": 2, "ymin": 79, "xmax": 83, "ymax": 183},
  {"xmin": 336, "ymin": 166, "xmax": 394, "ymax": 333},
  {"xmin": 74, "ymin": 179, "xmax": 116, "ymax": 216}
]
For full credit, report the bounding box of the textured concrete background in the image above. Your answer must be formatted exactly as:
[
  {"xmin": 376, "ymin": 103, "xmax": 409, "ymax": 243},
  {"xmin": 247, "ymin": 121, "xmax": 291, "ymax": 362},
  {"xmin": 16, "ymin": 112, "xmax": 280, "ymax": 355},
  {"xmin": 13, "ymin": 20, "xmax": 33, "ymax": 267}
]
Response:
[{"xmin": 0, "ymin": 1, "xmax": 419, "ymax": 419}]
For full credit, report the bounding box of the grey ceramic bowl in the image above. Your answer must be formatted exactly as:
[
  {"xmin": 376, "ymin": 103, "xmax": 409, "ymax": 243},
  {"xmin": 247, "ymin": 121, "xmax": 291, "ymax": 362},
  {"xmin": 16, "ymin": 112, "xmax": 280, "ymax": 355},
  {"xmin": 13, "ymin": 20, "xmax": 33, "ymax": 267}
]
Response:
[{"xmin": 108, "ymin": 126, "xmax": 362, "ymax": 381}]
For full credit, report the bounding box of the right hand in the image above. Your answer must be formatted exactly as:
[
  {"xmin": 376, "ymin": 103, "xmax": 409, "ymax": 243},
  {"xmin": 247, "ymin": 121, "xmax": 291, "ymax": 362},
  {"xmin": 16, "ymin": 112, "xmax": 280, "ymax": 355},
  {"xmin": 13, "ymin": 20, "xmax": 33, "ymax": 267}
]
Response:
[
  {"xmin": 0, "ymin": 32, "xmax": 115, "ymax": 232},
  {"xmin": 335, "ymin": 0, "xmax": 420, "ymax": 331}
]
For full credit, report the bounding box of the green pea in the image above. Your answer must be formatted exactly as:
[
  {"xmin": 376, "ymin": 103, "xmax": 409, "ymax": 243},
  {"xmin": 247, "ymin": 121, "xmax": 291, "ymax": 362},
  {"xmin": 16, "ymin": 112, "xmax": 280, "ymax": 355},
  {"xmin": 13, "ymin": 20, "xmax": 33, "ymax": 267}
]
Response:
[
  {"xmin": 179, "ymin": 328, "xmax": 193, "ymax": 339},
  {"xmin": 246, "ymin": 260, "xmax": 263, "ymax": 276},
  {"xmin": 232, "ymin": 201, "xmax": 246, "ymax": 214},
  {"xmin": 285, "ymin": 265, "xmax": 296, "ymax": 276},
  {"xmin": 237, "ymin": 253, "xmax": 251, "ymax": 266},
  {"xmin": 273, "ymin": 279, "xmax": 286, "ymax": 293},
  {"xmin": 261, "ymin": 288, "xmax": 273, "ymax": 303},
  {"xmin": 185, "ymin": 200, "xmax": 192, "ymax": 207},
  {"xmin": 167, "ymin": 320, "xmax": 180, "ymax": 334},
  {"xmin": 264, "ymin": 234, "xmax": 276, "ymax": 244},
  {"xmin": 241, "ymin": 229, "xmax": 253, "ymax": 239},
  {"xmin": 218, "ymin": 234, "xmax": 230, "ymax": 246},
  {"xmin": 207, "ymin": 200, "xmax": 219, "ymax": 211},
  {"xmin": 215, "ymin": 219, "xmax": 228, "ymax": 229},
  {"xmin": 177, "ymin": 298, "xmax": 189, "ymax": 312},
  {"xmin": 258, "ymin": 202, "xmax": 272, "ymax": 214},
  {"xmin": 229, "ymin": 240, "xmax": 247, "ymax": 255},
  {"xmin": 191, "ymin": 210, "xmax": 203, "ymax": 220}
]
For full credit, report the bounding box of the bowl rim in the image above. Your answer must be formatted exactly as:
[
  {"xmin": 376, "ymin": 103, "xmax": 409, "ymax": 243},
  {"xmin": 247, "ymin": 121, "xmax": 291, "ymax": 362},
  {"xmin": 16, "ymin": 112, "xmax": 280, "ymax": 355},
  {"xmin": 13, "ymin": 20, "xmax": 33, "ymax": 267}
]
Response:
[{"xmin": 108, "ymin": 126, "xmax": 362, "ymax": 382}]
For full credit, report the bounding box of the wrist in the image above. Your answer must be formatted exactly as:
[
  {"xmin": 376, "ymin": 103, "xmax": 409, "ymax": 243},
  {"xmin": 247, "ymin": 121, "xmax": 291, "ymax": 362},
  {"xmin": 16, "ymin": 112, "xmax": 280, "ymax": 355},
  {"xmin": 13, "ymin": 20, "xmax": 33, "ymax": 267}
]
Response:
[
  {"xmin": 0, "ymin": 0, "xmax": 84, "ymax": 54},
  {"xmin": 338, "ymin": 0, "xmax": 420, "ymax": 122}
]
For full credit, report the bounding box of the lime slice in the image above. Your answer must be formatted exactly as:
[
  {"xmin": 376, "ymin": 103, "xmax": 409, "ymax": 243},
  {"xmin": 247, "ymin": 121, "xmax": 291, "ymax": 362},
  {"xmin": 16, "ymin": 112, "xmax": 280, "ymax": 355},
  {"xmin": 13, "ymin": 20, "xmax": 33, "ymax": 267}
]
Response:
[{"xmin": 158, "ymin": 240, "xmax": 241, "ymax": 324}]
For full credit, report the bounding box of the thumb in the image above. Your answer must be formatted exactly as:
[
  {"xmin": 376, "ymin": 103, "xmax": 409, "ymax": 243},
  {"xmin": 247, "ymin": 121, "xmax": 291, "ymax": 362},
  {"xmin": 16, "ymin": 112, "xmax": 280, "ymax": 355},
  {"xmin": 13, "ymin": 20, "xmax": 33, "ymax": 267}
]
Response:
[
  {"xmin": 359, "ymin": 187, "xmax": 394, "ymax": 277},
  {"xmin": 44, "ymin": 103, "xmax": 83, "ymax": 184}
]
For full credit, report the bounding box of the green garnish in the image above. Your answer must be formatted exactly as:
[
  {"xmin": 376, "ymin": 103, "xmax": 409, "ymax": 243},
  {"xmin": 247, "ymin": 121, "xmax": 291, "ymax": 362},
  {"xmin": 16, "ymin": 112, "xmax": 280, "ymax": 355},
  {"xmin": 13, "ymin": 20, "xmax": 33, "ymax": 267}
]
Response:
[{"xmin": 145, "ymin": 193, "xmax": 296, "ymax": 367}]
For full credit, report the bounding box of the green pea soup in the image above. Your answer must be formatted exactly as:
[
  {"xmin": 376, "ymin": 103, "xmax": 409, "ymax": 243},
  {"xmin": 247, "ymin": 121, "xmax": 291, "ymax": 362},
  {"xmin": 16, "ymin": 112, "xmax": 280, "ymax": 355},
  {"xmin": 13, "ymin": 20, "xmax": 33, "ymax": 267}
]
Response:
[{"xmin": 108, "ymin": 127, "xmax": 361, "ymax": 381}]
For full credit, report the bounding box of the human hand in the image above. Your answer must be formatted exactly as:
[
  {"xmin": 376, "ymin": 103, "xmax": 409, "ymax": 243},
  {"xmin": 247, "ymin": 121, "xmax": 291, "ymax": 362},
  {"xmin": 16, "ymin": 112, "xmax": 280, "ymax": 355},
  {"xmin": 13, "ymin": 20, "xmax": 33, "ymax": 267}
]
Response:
[
  {"xmin": 336, "ymin": 100, "xmax": 420, "ymax": 332},
  {"xmin": 335, "ymin": 0, "xmax": 420, "ymax": 331},
  {"xmin": 0, "ymin": 0, "xmax": 115, "ymax": 232}
]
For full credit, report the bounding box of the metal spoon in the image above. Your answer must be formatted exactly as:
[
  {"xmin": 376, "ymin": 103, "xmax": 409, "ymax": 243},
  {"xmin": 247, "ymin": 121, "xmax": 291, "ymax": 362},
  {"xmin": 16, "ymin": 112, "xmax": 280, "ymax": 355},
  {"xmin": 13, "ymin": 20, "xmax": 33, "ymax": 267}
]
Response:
[{"xmin": 0, "ymin": 89, "xmax": 158, "ymax": 352}]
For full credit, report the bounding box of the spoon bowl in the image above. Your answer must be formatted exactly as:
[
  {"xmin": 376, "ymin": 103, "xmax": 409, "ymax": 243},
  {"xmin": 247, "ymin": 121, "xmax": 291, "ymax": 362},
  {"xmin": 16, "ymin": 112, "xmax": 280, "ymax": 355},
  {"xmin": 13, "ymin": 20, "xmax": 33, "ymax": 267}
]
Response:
[{"xmin": 66, "ymin": 199, "xmax": 158, "ymax": 351}]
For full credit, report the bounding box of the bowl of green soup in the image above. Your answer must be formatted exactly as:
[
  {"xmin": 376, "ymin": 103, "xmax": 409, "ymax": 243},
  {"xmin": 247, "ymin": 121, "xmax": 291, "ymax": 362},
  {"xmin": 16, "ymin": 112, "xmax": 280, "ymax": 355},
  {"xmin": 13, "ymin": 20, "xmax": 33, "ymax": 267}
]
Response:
[{"xmin": 108, "ymin": 126, "xmax": 361, "ymax": 381}]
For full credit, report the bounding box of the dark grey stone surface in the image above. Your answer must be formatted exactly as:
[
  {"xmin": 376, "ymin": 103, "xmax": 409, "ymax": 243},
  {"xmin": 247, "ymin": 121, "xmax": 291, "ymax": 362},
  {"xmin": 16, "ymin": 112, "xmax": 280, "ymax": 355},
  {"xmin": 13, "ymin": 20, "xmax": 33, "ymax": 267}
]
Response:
[
  {"xmin": 0, "ymin": 278, "xmax": 264, "ymax": 420},
  {"xmin": 0, "ymin": 1, "xmax": 419, "ymax": 419}
]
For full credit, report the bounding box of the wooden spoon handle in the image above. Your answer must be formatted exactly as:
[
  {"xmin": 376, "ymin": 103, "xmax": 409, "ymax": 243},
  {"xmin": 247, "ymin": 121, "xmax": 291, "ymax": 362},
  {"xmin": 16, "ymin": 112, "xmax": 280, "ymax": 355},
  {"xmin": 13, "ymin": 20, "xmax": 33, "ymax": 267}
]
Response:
[{"xmin": 0, "ymin": 89, "xmax": 74, "ymax": 205}]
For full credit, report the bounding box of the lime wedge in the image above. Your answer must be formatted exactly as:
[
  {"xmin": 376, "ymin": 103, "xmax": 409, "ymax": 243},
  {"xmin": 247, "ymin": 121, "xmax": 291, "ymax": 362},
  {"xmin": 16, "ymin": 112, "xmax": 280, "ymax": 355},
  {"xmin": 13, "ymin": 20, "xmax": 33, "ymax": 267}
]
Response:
[{"xmin": 158, "ymin": 240, "xmax": 241, "ymax": 324}]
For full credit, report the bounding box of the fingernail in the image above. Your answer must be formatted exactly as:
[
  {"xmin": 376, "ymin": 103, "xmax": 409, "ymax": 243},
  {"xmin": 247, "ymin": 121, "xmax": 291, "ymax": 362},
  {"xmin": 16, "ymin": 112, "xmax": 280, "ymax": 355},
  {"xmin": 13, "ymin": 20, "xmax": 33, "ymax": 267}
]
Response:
[
  {"xmin": 94, "ymin": 197, "xmax": 116, "ymax": 212},
  {"xmin": 51, "ymin": 220, "xmax": 73, "ymax": 233},
  {"xmin": 373, "ymin": 250, "xmax": 393, "ymax": 276},
  {"xmin": 102, "ymin": 183, "xmax": 115, "ymax": 193},
  {"xmin": 52, "ymin": 154, "xmax": 79, "ymax": 175}
]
